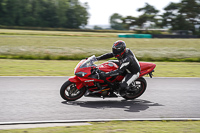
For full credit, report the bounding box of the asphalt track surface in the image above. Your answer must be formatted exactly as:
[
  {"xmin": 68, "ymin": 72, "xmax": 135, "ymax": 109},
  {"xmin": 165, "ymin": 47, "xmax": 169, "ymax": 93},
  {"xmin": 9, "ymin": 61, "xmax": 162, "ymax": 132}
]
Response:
[{"xmin": 0, "ymin": 77, "xmax": 200, "ymax": 124}]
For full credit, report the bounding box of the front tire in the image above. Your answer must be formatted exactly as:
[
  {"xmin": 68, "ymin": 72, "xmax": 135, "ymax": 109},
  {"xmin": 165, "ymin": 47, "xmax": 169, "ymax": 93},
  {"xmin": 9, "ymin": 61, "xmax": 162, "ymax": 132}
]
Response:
[
  {"xmin": 60, "ymin": 80, "xmax": 86, "ymax": 101},
  {"xmin": 122, "ymin": 77, "xmax": 147, "ymax": 100}
]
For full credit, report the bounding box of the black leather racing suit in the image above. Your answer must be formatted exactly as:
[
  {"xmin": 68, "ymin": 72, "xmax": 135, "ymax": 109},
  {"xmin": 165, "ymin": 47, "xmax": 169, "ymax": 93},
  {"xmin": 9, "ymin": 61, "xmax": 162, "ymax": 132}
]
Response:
[{"xmin": 96, "ymin": 48, "xmax": 141, "ymax": 90}]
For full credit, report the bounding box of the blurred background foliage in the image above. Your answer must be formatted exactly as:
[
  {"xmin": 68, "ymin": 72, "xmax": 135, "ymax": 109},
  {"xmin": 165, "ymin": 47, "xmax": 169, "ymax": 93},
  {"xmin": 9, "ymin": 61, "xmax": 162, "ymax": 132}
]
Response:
[
  {"xmin": 0, "ymin": 0, "xmax": 199, "ymax": 35},
  {"xmin": 0, "ymin": 0, "xmax": 89, "ymax": 29},
  {"xmin": 0, "ymin": 0, "xmax": 199, "ymax": 76},
  {"xmin": 110, "ymin": 0, "xmax": 200, "ymax": 35}
]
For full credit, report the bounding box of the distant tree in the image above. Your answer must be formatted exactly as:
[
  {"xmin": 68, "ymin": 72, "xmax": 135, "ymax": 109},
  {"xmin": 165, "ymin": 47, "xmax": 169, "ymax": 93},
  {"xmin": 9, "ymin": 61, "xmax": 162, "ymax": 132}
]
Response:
[
  {"xmin": 121, "ymin": 16, "xmax": 138, "ymax": 29},
  {"xmin": 93, "ymin": 25, "xmax": 102, "ymax": 30},
  {"xmin": 161, "ymin": 2, "xmax": 181, "ymax": 28},
  {"xmin": 137, "ymin": 2, "xmax": 159, "ymax": 15},
  {"xmin": 110, "ymin": 13, "xmax": 124, "ymax": 30},
  {"xmin": 136, "ymin": 14, "xmax": 155, "ymax": 28},
  {"xmin": 179, "ymin": 0, "xmax": 200, "ymax": 33},
  {"xmin": 121, "ymin": 3, "xmax": 159, "ymax": 29},
  {"xmin": 0, "ymin": 0, "xmax": 89, "ymax": 29},
  {"xmin": 161, "ymin": 0, "xmax": 200, "ymax": 34},
  {"xmin": 65, "ymin": 0, "xmax": 89, "ymax": 28},
  {"xmin": 54, "ymin": 0, "xmax": 70, "ymax": 27},
  {"xmin": 137, "ymin": 3, "xmax": 159, "ymax": 28},
  {"xmin": 110, "ymin": 1, "xmax": 199, "ymax": 33}
]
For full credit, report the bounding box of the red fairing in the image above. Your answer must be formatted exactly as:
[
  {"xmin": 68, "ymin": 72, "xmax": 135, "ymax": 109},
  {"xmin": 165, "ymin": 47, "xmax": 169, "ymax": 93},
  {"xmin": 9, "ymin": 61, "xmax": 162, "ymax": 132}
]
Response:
[
  {"xmin": 139, "ymin": 62, "xmax": 156, "ymax": 77},
  {"xmin": 74, "ymin": 59, "xmax": 92, "ymax": 78},
  {"xmin": 68, "ymin": 76, "xmax": 84, "ymax": 89},
  {"xmin": 98, "ymin": 62, "xmax": 124, "ymax": 83},
  {"xmin": 98, "ymin": 61, "xmax": 156, "ymax": 78},
  {"xmin": 68, "ymin": 76, "xmax": 80, "ymax": 83},
  {"xmin": 68, "ymin": 76, "xmax": 104, "ymax": 90},
  {"xmin": 60, "ymin": 55, "xmax": 157, "ymax": 101},
  {"xmin": 98, "ymin": 62, "xmax": 118, "ymax": 72},
  {"xmin": 70, "ymin": 56, "xmax": 156, "ymax": 90}
]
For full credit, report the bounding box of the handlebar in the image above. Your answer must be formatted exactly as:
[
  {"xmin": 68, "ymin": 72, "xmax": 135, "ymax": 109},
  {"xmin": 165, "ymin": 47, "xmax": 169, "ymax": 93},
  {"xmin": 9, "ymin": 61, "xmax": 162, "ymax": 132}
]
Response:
[{"xmin": 91, "ymin": 67, "xmax": 100, "ymax": 74}]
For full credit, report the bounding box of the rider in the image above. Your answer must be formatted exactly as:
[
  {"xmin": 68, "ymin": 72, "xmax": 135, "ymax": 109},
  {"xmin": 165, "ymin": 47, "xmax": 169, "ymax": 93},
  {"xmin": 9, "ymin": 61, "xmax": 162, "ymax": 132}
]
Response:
[{"xmin": 96, "ymin": 40, "xmax": 141, "ymax": 95}]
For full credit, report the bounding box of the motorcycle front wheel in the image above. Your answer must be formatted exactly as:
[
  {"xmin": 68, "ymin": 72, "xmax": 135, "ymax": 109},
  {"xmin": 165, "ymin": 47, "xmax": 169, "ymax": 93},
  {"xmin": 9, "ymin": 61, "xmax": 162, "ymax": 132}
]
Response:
[
  {"xmin": 122, "ymin": 77, "xmax": 147, "ymax": 100},
  {"xmin": 60, "ymin": 80, "xmax": 86, "ymax": 101}
]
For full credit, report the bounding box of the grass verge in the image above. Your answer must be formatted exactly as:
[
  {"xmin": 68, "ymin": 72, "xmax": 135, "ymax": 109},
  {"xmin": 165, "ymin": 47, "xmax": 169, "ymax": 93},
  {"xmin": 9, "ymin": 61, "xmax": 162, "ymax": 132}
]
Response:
[
  {"xmin": 0, "ymin": 29, "xmax": 200, "ymax": 62},
  {"xmin": 0, "ymin": 59, "xmax": 200, "ymax": 77},
  {"xmin": 0, "ymin": 121, "xmax": 200, "ymax": 133}
]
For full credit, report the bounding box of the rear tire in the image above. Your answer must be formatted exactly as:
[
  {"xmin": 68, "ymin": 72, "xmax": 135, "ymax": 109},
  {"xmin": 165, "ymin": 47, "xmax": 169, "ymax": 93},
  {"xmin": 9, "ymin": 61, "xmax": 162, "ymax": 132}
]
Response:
[
  {"xmin": 122, "ymin": 77, "xmax": 147, "ymax": 100},
  {"xmin": 60, "ymin": 80, "xmax": 86, "ymax": 101}
]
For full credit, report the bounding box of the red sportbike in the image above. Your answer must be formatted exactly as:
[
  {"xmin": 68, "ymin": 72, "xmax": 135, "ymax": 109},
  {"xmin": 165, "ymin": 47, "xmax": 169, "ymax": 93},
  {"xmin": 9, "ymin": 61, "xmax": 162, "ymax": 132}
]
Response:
[{"xmin": 60, "ymin": 55, "xmax": 156, "ymax": 101}]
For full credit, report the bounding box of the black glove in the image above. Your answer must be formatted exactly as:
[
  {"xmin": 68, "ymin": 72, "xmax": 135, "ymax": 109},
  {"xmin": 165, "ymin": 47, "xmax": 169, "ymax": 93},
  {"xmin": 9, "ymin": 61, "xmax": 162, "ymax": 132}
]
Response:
[{"xmin": 96, "ymin": 57, "xmax": 100, "ymax": 61}]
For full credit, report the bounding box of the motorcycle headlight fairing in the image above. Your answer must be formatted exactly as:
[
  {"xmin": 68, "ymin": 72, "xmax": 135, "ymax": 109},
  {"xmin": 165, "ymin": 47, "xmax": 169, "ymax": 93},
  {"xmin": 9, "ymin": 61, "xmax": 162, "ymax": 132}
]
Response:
[{"xmin": 75, "ymin": 72, "xmax": 87, "ymax": 77}]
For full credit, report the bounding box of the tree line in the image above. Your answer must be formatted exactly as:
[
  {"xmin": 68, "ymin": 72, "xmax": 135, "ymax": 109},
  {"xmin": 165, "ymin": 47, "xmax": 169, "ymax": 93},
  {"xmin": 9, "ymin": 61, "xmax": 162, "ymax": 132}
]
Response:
[
  {"xmin": 0, "ymin": 0, "xmax": 89, "ymax": 28},
  {"xmin": 110, "ymin": 0, "xmax": 200, "ymax": 35}
]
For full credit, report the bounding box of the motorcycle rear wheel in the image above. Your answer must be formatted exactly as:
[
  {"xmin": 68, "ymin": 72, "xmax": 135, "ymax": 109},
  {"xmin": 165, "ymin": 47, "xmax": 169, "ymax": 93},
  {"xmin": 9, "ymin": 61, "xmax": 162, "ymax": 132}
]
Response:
[
  {"xmin": 122, "ymin": 77, "xmax": 147, "ymax": 100},
  {"xmin": 60, "ymin": 80, "xmax": 86, "ymax": 101}
]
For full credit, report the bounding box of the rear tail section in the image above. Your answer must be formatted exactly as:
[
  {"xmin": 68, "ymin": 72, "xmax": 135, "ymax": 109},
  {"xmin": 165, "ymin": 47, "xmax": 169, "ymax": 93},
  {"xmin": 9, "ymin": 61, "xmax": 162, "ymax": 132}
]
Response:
[{"xmin": 139, "ymin": 62, "xmax": 156, "ymax": 78}]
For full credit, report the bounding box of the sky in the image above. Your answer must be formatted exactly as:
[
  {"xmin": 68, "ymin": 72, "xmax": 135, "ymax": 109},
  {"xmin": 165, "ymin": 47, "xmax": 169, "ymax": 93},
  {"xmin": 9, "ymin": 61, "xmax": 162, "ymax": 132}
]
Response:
[{"xmin": 79, "ymin": 0, "xmax": 181, "ymax": 26}]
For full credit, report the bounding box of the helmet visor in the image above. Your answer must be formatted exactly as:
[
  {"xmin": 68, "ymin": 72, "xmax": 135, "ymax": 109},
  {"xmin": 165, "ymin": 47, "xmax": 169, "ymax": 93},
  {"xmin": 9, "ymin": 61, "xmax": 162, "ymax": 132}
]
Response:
[{"xmin": 113, "ymin": 48, "xmax": 126, "ymax": 58}]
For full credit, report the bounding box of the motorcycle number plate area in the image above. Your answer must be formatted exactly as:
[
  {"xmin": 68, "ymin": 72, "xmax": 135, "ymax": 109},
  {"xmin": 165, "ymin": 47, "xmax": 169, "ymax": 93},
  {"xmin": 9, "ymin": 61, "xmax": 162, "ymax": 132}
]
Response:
[{"xmin": 84, "ymin": 80, "xmax": 94, "ymax": 82}]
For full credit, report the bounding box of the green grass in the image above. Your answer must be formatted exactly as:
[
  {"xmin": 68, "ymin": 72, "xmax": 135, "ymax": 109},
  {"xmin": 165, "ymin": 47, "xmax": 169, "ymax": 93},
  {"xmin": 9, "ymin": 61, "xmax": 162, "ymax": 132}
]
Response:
[
  {"xmin": 1, "ymin": 121, "xmax": 200, "ymax": 133},
  {"xmin": 0, "ymin": 59, "xmax": 199, "ymax": 77},
  {"xmin": 0, "ymin": 29, "xmax": 200, "ymax": 62},
  {"xmin": 0, "ymin": 30, "xmax": 199, "ymax": 132},
  {"xmin": 0, "ymin": 29, "xmax": 199, "ymax": 77},
  {"xmin": 0, "ymin": 29, "xmax": 123, "ymax": 37},
  {"xmin": 0, "ymin": 59, "xmax": 78, "ymax": 76}
]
